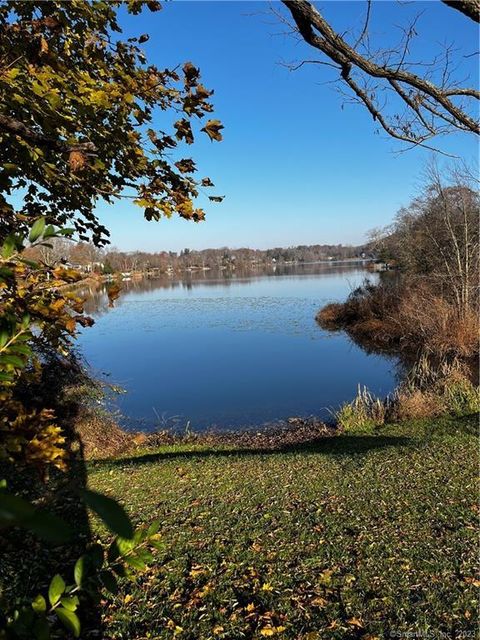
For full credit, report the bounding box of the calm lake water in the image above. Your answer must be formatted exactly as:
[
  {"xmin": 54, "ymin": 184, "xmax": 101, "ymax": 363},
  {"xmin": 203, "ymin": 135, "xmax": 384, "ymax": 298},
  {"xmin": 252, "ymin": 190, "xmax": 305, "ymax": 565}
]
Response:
[{"xmin": 77, "ymin": 263, "xmax": 399, "ymax": 431}]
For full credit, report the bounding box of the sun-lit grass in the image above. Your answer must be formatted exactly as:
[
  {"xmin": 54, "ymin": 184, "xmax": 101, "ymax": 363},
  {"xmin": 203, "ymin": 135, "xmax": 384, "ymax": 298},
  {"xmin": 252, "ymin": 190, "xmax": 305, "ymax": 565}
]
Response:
[{"xmin": 88, "ymin": 414, "xmax": 479, "ymax": 640}]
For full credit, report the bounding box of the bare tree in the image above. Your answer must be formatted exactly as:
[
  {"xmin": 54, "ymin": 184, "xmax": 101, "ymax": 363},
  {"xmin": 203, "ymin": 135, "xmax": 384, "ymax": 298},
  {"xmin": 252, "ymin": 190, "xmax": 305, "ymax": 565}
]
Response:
[
  {"xmin": 37, "ymin": 238, "xmax": 72, "ymax": 266},
  {"xmin": 280, "ymin": 0, "xmax": 479, "ymax": 152},
  {"xmin": 376, "ymin": 162, "xmax": 479, "ymax": 317}
]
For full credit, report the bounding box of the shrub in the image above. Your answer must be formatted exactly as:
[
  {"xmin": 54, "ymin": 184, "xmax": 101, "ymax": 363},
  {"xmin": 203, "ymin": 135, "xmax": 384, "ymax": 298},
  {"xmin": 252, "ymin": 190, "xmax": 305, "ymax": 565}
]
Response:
[
  {"xmin": 335, "ymin": 385, "xmax": 387, "ymax": 433},
  {"xmin": 317, "ymin": 277, "xmax": 479, "ymax": 360},
  {"xmin": 335, "ymin": 356, "xmax": 479, "ymax": 430},
  {"xmin": 315, "ymin": 303, "xmax": 345, "ymax": 329}
]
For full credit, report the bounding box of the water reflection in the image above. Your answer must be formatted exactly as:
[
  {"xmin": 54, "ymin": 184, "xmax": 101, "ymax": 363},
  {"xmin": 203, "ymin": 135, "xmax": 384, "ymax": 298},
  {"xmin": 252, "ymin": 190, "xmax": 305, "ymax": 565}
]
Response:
[
  {"xmin": 80, "ymin": 262, "xmax": 372, "ymax": 316},
  {"xmin": 77, "ymin": 263, "xmax": 399, "ymax": 431}
]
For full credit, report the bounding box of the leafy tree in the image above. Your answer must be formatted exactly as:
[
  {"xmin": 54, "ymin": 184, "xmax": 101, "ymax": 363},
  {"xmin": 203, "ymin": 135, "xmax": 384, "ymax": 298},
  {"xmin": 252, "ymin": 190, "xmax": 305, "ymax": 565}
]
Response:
[
  {"xmin": 0, "ymin": 1, "xmax": 223, "ymax": 636},
  {"xmin": 0, "ymin": 0, "xmax": 223, "ymax": 245},
  {"xmin": 0, "ymin": 0, "xmax": 223, "ymax": 467}
]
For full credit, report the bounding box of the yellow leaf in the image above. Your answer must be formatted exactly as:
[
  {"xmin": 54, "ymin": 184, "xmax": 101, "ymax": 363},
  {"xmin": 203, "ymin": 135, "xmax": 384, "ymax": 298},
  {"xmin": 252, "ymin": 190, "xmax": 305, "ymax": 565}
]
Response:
[
  {"xmin": 261, "ymin": 582, "xmax": 273, "ymax": 592},
  {"xmin": 318, "ymin": 569, "xmax": 334, "ymax": 585},
  {"xmin": 347, "ymin": 617, "xmax": 364, "ymax": 628},
  {"xmin": 189, "ymin": 564, "xmax": 205, "ymax": 578},
  {"xmin": 201, "ymin": 119, "xmax": 224, "ymax": 142},
  {"xmin": 464, "ymin": 577, "xmax": 480, "ymax": 587}
]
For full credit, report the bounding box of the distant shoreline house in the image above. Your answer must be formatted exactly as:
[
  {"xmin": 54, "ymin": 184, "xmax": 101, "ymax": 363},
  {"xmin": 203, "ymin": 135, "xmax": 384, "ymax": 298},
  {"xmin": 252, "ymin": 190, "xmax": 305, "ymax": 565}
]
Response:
[
  {"xmin": 66, "ymin": 261, "xmax": 104, "ymax": 273},
  {"xmin": 370, "ymin": 259, "xmax": 399, "ymax": 272}
]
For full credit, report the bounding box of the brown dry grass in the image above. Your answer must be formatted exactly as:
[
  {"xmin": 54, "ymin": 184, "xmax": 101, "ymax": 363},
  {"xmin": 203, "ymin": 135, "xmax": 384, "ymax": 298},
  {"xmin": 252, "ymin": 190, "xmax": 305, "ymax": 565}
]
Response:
[
  {"xmin": 392, "ymin": 389, "xmax": 442, "ymax": 421},
  {"xmin": 74, "ymin": 409, "xmax": 134, "ymax": 459},
  {"xmin": 391, "ymin": 285, "xmax": 479, "ymax": 359},
  {"xmin": 317, "ymin": 278, "xmax": 479, "ymax": 360},
  {"xmin": 315, "ymin": 303, "xmax": 345, "ymax": 328},
  {"xmin": 335, "ymin": 355, "xmax": 479, "ymax": 431}
]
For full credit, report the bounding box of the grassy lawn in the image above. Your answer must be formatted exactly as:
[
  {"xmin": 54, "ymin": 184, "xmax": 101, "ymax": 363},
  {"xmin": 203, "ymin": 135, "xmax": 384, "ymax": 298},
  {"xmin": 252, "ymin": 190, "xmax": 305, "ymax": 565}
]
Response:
[{"xmin": 88, "ymin": 415, "xmax": 479, "ymax": 640}]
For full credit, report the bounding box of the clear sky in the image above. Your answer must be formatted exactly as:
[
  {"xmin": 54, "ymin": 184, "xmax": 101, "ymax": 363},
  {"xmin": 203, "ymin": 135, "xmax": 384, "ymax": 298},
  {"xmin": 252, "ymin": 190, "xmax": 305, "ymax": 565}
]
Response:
[{"xmin": 97, "ymin": 1, "xmax": 478, "ymax": 252}]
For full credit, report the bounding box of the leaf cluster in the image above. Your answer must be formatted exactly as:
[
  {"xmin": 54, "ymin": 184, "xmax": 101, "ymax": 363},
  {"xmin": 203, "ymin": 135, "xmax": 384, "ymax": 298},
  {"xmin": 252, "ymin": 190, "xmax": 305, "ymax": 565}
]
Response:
[
  {"xmin": 0, "ymin": 480, "xmax": 163, "ymax": 639},
  {"xmin": 0, "ymin": 1, "xmax": 223, "ymax": 245}
]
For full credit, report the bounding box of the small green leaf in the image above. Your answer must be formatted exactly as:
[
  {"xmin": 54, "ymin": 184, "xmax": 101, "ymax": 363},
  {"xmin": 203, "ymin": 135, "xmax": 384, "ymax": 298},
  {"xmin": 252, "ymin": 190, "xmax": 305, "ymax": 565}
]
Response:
[
  {"xmin": 0, "ymin": 266, "xmax": 14, "ymax": 279},
  {"xmin": 56, "ymin": 607, "xmax": 80, "ymax": 638},
  {"xmin": 136, "ymin": 549, "xmax": 154, "ymax": 564},
  {"xmin": 146, "ymin": 519, "xmax": 160, "ymax": 537},
  {"xmin": 0, "ymin": 354, "xmax": 25, "ymax": 368},
  {"xmin": 48, "ymin": 574, "xmax": 65, "ymax": 606},
  {"xmin": 19, "ymin": 257, "xmax": 40, "ymax": 268},
  {"xmin": 124, "ymin": 553, "xmax": 147, "ymax": 570},
  {"xmin": 150, "ymin": 539, "xmax": 164, "ymax": 551},
  {"xmin": 23, "ymin": 510, "xmax": 72, "ymax": 543},
  {"xmin": 2, "ymin": 235, "xmax": 17, "ymax": 259},
  {"xmin": 74, "ymin": 556, "xmax": 85, "ymax": 587},
  {"xmin": 11, "ymin": 343, "xmax": 31, "ymax": 356},
  {"xmin": 31, "ymin": 594, "xmax": 47, "ymax": 614},
  {"xmin": 29, "ymin": 217, "xmax": 46, "ymax": 242},
  {"xmin": 79, "ymin": 489, "xmax": 133, "ymax": 539},
  {"xmin": 60, "ymin": 595, "xmax": 79, "ymax": 612},
  {"xmin": 0, "ymin": 492, "xmax": 35, "ymax": 526},
  {"xmin": 115, "ymin": 536, "xmax": 135, "ymax": 556}
]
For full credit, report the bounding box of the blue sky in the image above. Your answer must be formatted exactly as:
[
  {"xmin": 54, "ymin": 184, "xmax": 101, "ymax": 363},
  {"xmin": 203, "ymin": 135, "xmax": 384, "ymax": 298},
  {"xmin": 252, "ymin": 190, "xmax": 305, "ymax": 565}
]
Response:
[{"xmin": 98, "ymin": 1, "xmax": 478, "ymax": 252}]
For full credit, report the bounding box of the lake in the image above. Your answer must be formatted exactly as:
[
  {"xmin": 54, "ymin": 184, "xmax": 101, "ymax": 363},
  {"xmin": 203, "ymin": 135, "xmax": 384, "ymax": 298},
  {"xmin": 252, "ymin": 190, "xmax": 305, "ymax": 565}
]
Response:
[{"xmin": 77, "ymin": 263, "xmax": 399, "ymax": 431}]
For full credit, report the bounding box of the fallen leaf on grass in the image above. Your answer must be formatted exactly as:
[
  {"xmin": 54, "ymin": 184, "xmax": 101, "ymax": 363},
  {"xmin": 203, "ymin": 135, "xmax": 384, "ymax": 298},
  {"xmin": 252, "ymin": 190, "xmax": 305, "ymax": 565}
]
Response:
[{"xmin": 347, "ymin": 616, "xmax": 364, "ymax": 628}]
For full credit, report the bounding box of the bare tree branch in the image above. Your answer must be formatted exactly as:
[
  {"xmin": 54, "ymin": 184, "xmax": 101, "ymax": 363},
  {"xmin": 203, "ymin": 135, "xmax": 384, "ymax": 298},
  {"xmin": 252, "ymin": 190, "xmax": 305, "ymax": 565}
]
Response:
[
  {"xmin": 281, "ymin": 0, "xmax": 479, "ymax": 150},
  {"xmin": 353, "ymin": 0, "xmax": 372, "ymax": 49}
]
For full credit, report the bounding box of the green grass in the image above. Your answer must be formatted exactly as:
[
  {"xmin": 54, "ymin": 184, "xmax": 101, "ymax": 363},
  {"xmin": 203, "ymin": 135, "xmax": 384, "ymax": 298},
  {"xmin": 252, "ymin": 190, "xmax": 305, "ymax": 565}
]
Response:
[{"xmin": 88, "ymin": 415, "xmax": 479, "ymax": 640}]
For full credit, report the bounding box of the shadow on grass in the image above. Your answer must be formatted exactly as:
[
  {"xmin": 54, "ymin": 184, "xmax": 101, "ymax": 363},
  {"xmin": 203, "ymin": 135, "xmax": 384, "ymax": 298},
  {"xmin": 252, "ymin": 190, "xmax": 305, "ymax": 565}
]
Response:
[
  {"xmin": 431, "ymin": 412, "xmax": 479, "ymax": 436},
  {"xmin": 92, "ymin": 434, "xmax": 413, "ymax": 469},
  {"xmin": 0, "ymin": 355, "xmax": 101, "ymax": 636}
]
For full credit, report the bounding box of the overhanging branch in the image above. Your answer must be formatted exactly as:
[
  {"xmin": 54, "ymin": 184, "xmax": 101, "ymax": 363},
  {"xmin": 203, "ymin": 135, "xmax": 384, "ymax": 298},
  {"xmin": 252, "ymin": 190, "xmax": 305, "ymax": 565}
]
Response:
[
  {"xmin": 281, "ymin": 0, "xmax": 479, "ymax": 149},
  {"xmin": 441, "ymin": 0, "xmax": 480, "ymax": 23},
  {"xmin": 0, "ymin": 113, "xmax": 97, "ymax": 154}
]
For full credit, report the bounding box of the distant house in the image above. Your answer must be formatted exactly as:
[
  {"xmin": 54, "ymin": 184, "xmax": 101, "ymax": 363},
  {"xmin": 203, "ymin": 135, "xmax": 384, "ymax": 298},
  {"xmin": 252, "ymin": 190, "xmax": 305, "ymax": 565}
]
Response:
[
  {"xmin": 372, "ymin": 261, "xmax": 387, "ymax": 272},
  {"xmin": 66, "ymin": 261, "xmax": 104, "ymax": 273}
]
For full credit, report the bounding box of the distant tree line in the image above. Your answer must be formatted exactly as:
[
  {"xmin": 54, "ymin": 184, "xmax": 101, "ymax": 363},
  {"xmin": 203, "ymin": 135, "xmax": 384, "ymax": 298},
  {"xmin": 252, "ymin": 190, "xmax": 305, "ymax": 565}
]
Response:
[{"xmin": 25, "ymin": 241, "xmax": 372, "ymax": 274}]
